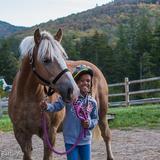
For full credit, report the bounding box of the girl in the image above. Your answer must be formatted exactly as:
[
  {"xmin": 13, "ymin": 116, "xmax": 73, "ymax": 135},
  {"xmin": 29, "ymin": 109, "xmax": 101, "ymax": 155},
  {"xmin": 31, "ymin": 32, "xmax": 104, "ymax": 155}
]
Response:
[{"xmin": 40, "ymin": 64, "xmax": 99, "ymax": 160}]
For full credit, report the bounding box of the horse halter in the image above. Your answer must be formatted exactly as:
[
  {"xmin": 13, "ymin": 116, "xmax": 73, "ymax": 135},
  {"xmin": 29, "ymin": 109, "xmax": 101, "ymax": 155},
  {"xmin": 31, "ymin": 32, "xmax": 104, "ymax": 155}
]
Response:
[{"xmin": 29, "ymin": 42, "xmax": 69, "ymax": 87}]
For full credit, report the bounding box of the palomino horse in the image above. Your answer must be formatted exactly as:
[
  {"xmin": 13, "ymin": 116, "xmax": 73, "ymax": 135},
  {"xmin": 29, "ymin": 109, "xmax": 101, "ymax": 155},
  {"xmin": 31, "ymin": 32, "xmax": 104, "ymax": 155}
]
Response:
[
  {"xmin": 8, "ymin": 29, "xmax": 79, "ymax": 160},
  {"xmin": 8, "ymin": 29, "xmax": 114, "ymax": 160}
]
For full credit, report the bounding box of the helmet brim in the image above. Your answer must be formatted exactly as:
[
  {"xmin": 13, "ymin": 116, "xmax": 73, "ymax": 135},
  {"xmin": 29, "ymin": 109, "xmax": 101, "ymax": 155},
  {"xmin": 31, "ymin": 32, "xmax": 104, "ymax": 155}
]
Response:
[{"xmin": 73, "ymin": 69, "xmax": 93, "ymax": 81}]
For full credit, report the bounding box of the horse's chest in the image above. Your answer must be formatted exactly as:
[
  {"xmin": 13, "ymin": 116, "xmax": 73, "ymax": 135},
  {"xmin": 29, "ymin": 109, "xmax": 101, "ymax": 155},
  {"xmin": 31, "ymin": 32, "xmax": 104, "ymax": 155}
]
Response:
[{"xmin": 14, "ymin": 103, "xmax": 40, "ymax": 128}]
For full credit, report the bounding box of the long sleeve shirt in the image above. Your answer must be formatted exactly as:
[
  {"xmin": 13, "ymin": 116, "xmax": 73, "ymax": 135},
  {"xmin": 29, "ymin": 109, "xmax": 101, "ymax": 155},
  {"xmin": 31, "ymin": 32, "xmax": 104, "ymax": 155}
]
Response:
[{"xmin": 46, "ymin": 94, "xmax": 99, "ymax": 145}]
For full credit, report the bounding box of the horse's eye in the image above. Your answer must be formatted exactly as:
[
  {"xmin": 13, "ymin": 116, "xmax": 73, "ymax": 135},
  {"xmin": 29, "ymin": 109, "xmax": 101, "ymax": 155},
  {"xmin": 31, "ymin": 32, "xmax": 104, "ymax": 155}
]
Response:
[{"xmin": 43, "ymin": 58, "xmax": 52, "ymax": 64}]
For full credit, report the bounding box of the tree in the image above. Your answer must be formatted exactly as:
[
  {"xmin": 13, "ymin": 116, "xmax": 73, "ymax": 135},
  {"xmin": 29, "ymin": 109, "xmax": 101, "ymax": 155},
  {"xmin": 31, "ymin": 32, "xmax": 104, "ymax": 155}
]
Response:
[
  {"xmin": 0, "ymin": 42, "xmax": 19, "ymax": 83},
  {"xmin": 130, "ymin": 9, "xmax": 153, "ymax": 80},
  {"xmin": 114, "ymin": 23, "xmax": 134, "ymax": 82},
  {"xmin": 79, "ymin": 31, "xmax": 115, "ymax": 82},
  {"xmin": 150, "ymin": 22, "xmax": 160, "ymax": 76}
]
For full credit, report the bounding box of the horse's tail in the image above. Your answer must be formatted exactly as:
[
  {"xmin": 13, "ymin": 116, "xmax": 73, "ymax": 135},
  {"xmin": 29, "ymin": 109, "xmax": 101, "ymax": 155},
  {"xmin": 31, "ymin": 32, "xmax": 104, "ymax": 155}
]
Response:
[{"xmin": 92, "ymin": 125, "xmax": 102, "ymax": 140}]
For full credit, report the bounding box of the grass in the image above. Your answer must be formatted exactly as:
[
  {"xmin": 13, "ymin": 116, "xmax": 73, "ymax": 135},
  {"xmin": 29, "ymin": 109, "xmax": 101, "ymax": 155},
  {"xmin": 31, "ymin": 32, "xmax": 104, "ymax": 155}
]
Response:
[
  {"xmin": 108, "ymin": 104, "xmax": 160, "ymax": 129},
  {"xmin": 0, "ymin": 114, "xmax": 13, "ymax": 132},
  {"xmin": 0, "ymin": 104, "xmax": 160, "ymax": 132}
]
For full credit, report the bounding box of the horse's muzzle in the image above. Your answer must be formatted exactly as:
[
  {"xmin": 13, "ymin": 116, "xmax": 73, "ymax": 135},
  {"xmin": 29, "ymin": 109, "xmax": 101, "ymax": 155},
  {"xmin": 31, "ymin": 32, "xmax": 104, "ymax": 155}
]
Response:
[{"xmin": 56, "ymin": 82, "xmax": 79, "ymax": 103}]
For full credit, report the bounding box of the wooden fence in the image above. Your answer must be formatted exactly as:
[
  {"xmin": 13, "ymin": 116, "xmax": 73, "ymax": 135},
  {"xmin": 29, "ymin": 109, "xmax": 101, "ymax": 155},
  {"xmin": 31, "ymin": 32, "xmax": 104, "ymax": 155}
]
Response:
[
  {"xmin": 1, "ymin": 76, "xmax": 160, "ymax": 118},
  {"xmin": 0, "ymin": 97, "xmax": 8, "ymax": 118},
  {"xmin": 109, "ymin": 77, "xmax": 160, "ymax": 107}
]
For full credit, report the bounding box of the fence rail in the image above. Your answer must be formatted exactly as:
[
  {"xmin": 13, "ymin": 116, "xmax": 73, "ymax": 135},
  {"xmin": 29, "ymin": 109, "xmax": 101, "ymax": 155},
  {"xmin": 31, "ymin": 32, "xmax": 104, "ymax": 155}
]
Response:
[
  {"xmin": 109, "ymin": 77, "xmax": 160, "ymax": 107},
  {"xmin": 0, "ymin": 98, "xmax": 8, "ymax": 118},
  {"xmin": 1, "ymin": 76, "xmax": 160, "ymax": 118}
]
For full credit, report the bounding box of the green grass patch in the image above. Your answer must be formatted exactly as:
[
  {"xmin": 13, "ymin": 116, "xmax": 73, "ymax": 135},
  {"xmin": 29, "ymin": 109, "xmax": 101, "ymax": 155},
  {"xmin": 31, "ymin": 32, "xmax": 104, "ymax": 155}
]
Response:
[
  {"xmin": 0, "ymin": 114, "xmax": 13, "ymax": 132},
  {"xmin": 108, "ymin": 104, "xmax": 160, "ymax": 129},
  {"xmin": 0, "ymin": 104, "xmax": 160, "ymax": 132}
]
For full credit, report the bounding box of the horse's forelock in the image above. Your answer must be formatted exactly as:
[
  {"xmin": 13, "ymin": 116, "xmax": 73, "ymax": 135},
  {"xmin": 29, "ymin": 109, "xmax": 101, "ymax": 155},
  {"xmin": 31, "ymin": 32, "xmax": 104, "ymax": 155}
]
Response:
[
  {"xmin": 38, "ymin": 31, "xmax": 68, "ymax": 61},
  {"xmin": 19, "ymin": 30, "xmax": 68, "ymax": 61},
  {"xmin": 38, "ymin": 40, "xmax": 54, "ymax": 61}
]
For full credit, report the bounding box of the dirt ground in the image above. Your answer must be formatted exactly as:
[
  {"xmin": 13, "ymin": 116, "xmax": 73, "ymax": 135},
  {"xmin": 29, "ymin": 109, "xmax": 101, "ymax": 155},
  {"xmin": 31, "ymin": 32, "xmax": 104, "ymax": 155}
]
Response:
[{"xmin": 0, "ymin": 129, "xmax": 160, "ymax": 160}]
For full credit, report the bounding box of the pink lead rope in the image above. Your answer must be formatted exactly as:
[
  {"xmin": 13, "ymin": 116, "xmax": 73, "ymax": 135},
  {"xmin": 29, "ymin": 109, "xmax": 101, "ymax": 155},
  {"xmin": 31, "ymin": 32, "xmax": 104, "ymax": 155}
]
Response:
[{"xmin": 41, "ymin": 96, "xmax": 88, "ymax": 155}]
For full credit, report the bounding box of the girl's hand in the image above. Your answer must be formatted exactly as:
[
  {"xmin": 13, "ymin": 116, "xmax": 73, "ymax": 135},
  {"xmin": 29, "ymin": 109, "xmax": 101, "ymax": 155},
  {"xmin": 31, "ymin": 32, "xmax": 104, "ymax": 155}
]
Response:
[
  {"xmin": 40, "ymin": 100, "xmax": 48, "ymax": 111},
  {"xmin": 81, "ymin": 120, "xmax": 89, "ymax": 128}
]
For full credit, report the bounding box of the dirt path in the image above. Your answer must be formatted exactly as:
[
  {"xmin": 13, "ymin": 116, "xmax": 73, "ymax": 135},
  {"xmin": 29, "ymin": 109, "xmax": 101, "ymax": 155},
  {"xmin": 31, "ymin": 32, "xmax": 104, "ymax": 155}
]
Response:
[{"xmin": 0, "ymin": 129, "xmax": 160, "ymax": 160}]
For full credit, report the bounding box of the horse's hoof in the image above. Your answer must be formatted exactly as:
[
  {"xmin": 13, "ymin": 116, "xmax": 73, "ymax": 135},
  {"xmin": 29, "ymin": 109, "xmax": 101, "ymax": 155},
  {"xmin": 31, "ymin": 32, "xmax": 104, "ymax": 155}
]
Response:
[{"xmin": 107, "ymin": 156, "xmax": 114, "ymax": 160}]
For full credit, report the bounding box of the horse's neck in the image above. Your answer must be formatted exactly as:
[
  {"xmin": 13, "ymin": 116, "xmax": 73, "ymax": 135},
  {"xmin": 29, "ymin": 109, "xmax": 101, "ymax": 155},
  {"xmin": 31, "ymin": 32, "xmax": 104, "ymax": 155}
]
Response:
[{"xmin": 17, "ymin": 57, "xmax": 44, "ymax": 100}]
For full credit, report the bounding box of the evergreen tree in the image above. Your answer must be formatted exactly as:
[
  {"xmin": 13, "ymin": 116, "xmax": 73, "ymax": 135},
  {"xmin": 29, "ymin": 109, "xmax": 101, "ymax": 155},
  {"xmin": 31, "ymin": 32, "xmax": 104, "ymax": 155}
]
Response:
[
  {"xmin": 151, "ymin": 22, "xmax": 160, "ymax": 76},
  {"xmin": 114, "ymin": 24, "xmax": 134, "ymax": 82},
  {"xmin": 0, "ymin": 42, "xmax": 19, "ymax": 83},
  {"xmin": 79, "ymin": 31, "xmax": 115, "ymax": 82},
  {"xmin": 131, "ymin": 9, "xmax": 153, "ymax": 80},
  {"xmin": 62, "ymin": 32, "xmax": 81, "ymax": 60}
]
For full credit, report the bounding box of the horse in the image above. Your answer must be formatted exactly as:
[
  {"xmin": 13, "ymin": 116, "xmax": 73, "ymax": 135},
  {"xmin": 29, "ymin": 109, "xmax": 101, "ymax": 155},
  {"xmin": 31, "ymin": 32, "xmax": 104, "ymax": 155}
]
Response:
[
  {"xmin": 8, "ymin": 28, "xmax": 79, "ymax": 160},
  {"xmin": 8, "ymin": 29, "xmax": 114, "ymax": 160}
]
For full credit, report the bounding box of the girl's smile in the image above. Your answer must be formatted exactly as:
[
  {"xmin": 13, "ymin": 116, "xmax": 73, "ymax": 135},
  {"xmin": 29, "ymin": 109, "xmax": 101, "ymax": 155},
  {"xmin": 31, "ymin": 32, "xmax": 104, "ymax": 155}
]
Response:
[{"xmin": 77, "ymin": 74, "xmax": 92, "ymax": 96}]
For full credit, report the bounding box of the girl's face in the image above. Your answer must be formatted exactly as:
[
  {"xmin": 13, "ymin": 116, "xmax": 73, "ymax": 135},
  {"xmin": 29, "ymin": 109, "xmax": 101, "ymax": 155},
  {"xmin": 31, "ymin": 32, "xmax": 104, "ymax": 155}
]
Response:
[{"xmin": 77, "ymin": 74, "xmax": 92, "ymax": 96}]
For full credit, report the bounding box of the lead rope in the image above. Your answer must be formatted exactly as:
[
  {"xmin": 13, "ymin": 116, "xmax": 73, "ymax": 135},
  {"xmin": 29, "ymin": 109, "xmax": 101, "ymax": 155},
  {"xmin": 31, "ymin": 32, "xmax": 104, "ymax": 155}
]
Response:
[{"xmin": 41, "ymin": 96, "xmax": 88, "ymax": 155}]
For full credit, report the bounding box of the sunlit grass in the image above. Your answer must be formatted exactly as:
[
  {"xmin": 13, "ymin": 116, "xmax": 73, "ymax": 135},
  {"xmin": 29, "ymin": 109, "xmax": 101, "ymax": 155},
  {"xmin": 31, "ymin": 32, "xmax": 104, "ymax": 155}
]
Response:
[
  {"xmin": 0, "ymin": 104, "xmax": 160, "ymax": 132},
  {"xmin": 109, "ymin": 104, "xmax": 160, "ymax": 129},
  {"xmin": 0, "ymin": 114, "xmax": 13, "ymax": 132}
]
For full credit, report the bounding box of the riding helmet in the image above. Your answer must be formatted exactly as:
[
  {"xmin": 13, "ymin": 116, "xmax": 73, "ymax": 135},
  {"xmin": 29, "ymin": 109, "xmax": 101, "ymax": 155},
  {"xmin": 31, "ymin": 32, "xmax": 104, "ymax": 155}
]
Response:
[{"xmin": 72, "ymin": 64, "xmax": 93, "ymax": 81}]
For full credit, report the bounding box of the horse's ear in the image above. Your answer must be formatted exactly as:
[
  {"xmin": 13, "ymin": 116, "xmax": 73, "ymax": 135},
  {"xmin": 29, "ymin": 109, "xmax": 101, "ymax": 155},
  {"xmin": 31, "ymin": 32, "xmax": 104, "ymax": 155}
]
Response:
[
  {"xmin": 54, "ymin": 28, "xmax": 63, "ymax": 42},
  {"xmin": 34, "ymin": 28, "xmax": 41, "ymax": 45}
]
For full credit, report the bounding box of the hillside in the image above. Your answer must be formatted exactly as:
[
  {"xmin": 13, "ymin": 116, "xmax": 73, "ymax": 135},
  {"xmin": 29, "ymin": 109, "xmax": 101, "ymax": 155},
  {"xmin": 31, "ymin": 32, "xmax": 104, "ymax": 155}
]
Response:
[
  {"xmin": 1, "ymin": 0, "xmax": 160, "ymax": 85},
  {"xmin": 40, "ymin": 2, "xmax": 160, "ymax": 32},
  {"xmin": 0, "ymin": 21, "xmax": 27, "ymax": 38},
  {"xmin": 11, "ymin": 1, "xmax": 160, "ymax": 41},
  {"xmin": 43, "ymin": 0, "xmax": 160, "ymax": 29}
]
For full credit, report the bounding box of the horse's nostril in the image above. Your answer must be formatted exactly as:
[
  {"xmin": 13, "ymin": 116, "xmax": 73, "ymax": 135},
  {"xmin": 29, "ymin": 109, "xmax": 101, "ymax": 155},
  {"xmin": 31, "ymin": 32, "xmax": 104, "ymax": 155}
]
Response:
[
  {"xmin": 67, "ymin": 87, "xmax": 73, "ymax": 100},
  {"xmin": 68, "ymin": 87, "xmax": 73, "ymax": 95}
]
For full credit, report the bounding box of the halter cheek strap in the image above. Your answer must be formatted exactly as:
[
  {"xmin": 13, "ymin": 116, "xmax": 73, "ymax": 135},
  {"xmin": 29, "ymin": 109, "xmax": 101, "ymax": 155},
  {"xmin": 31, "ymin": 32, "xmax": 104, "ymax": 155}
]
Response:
[
  {"xmin": 29, "ymin": 46, "xmax": 69, "ymax": 86},
  {"xmin": 51, "ymin": 68, "xmax": 69, "ymax": 84}
]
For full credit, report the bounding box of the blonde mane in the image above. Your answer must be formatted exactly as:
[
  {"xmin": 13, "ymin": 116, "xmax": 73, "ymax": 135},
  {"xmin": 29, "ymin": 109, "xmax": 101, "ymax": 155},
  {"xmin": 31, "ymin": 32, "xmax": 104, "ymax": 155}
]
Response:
[{"xmin": 19, "ymin": 31, "xmax": 68, "ymax": 61}]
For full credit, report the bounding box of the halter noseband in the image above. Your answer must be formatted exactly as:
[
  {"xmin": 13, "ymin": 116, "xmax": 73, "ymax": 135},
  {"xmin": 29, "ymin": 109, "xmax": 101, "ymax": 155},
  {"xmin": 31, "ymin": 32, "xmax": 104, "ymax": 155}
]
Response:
[{"xmin": 29, "ymin": 44, "xmax": 69, "ymax": 86}]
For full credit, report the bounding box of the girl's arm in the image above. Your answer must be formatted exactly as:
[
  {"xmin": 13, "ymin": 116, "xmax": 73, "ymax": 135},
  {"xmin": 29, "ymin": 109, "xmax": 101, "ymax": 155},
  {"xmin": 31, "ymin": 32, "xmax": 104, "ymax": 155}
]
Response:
[{"xmin": 45, "ymin": 97, "xmax": 65, "ymax": 112}]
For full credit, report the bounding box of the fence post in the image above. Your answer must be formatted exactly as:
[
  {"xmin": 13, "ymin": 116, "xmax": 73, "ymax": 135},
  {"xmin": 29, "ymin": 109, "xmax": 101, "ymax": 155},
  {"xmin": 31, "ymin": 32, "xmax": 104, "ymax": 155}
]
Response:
[{"xmin": 125, "ymin": 77, "xmax": 129, "ymax": 107}]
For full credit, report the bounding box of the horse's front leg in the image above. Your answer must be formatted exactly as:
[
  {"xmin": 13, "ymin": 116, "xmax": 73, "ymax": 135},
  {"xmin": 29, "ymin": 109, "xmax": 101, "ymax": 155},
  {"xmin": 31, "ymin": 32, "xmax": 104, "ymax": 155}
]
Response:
[
  {"xmin": 14, "ymin": 127, "xmax": 33, "ymax": 160},
  {"xmin": 43, "ymin": 126, "xmax": 57, "ymax": 160}
]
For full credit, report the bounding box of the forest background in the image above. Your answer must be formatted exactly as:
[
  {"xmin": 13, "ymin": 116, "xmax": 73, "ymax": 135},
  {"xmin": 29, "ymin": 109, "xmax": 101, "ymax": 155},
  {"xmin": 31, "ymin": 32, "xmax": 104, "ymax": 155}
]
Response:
[{"xmin": 0, "ymin": 0, "xmax": 160, "ymax": 99}]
